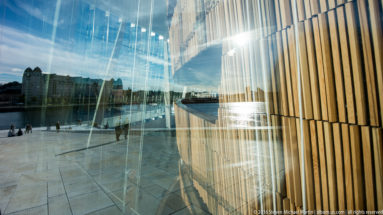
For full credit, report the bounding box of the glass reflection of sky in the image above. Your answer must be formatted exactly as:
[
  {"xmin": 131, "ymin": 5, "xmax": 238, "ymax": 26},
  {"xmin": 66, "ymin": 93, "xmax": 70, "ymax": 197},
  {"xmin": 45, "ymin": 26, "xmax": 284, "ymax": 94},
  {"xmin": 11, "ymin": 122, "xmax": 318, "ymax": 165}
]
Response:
[{"xmin": 0, "ymin": 0, "xmax": 169, "ymax": 90}]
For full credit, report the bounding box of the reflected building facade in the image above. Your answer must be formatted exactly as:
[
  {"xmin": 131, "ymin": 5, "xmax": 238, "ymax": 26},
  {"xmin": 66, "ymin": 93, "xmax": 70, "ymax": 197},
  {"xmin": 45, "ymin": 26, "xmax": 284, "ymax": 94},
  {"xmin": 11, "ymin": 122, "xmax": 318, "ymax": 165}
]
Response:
[{"xmin": 22, "ymin": 67, "xmax": 122, "ymax": 106}]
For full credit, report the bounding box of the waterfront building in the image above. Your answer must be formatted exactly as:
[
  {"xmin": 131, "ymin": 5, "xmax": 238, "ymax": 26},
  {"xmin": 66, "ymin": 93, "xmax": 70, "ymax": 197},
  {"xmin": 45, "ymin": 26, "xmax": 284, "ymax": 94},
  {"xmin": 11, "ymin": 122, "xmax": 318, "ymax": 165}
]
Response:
[{"xmin": 22, "ymin": 67, "xmax": 122, "ymax": 106}]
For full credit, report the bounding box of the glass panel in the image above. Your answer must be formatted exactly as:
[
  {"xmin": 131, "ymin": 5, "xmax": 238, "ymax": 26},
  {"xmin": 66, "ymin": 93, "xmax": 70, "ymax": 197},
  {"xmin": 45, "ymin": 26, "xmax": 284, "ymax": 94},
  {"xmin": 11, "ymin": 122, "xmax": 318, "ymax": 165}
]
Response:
[{"xmin": 0, "ymin": 0, "xmax": 382, "ymax": 214}]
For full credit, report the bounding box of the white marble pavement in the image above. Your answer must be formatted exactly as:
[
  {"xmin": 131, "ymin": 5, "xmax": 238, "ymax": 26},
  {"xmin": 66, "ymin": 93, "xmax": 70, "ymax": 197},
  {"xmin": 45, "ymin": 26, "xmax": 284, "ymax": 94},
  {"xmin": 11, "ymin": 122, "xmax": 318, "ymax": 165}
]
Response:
[{"xmin": 0, "ymin": 129, "xmax": 210, "ymax": 215}]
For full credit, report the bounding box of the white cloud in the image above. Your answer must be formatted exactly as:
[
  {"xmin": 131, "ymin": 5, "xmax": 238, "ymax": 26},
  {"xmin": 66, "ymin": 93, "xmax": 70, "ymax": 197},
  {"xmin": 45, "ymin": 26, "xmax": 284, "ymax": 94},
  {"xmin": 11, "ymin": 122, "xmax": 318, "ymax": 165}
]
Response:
[
  {"xmin": 17, "ymin": 2, "xmax": 44, "ymax": 20},
  {"xmin": 13, "ymin": 0, "xmax": 68, "ymax": 26},
  {"xmin": 11, "ymin": 68, "xmax": 23, "ymax": 73}
]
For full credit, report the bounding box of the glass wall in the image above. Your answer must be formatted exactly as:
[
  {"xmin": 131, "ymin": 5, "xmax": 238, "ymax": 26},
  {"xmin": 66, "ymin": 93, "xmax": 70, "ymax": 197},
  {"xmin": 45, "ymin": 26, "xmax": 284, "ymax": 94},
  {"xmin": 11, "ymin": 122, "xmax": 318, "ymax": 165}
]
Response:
[{"xmin": 0, "ymin": 0, "xmax": 382, "ymax": 214}]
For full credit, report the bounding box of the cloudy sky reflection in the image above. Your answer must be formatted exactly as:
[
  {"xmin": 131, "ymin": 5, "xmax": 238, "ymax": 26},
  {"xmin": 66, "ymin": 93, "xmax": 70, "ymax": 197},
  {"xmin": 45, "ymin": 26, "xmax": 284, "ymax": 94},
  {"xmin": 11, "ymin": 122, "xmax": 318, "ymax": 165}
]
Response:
[{"xmin": 0, "ymin": 0, "xmax": 170, "ymax": 90}]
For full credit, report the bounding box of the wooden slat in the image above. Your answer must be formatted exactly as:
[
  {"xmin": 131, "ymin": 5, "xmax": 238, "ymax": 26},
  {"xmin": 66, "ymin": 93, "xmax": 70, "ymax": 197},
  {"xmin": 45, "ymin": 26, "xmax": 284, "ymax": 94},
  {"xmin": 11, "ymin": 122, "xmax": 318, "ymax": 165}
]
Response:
[
  {"xmin": 361, "ymin": 126, "xmax": 376, "ymax": 211},
  {"xmin": 279, "ymin": 0, "xmax": 292, "ymax": 28},
  {"xmin": 296, "ymin": 0, "xmax": 306, "ymax": 21},
  {"xmin": 272, "ymin": 116, "xmax": 285, "ymax": 195},
  {"xmin": 260, "ymin": 0, "xmax": 268, "ymax": 36},
  {"xmin": 336, "ymin": 6, "xmax": 356, "ymax": 124},
  {"xmin": 328, "ymin": 0, "xmax": 336, "ymax": 9},
  {"xmin": 310, "ymin": 120, "xmax": 322, "ymax": 210},
  {"xmin": 345, "ymin": 2, "xmax": 368, "ymax": 125},
  {"xmin": 341, "ymin": 124, "xmax": 354, "ymax": 211},
  {"xmin": 332, "ymin": 123, "xmax": 346, "ymax": 211},
  {"xmin": 289, "ymin": 118, "xmax": 302, "ymax": 206},
  {"xmin": 328, "ymin": 10, "xmax": 347, "ymax": 123},
  {"xmin": 372, "ymin": 128, "xmax": 383, "ymax": 210},
  {"xmin": 324, "ymin": 122, "xmax": 338, "ymax": 211},
  {"xmin": 367, "ymin": 0, "xmax": 383, "ymax": 126},
  {"xmin": 312, "ymin": 17, "xmax": 328, "ymax": 121},
  {"xmin": 276, "ymin": 193, "xmax": 283, "ymax": 212},
  {"xmin": 357, "ymin": 0, "xmax": 379, "ymax": 126},
  {"xmin": 261, "ymin": 117, "xmax": 272, "ymax": 210},
  {"xmin": 282, "ymin": 117, "xmax": 294, "ymax": 201},
  {"xmin": 287, "ymin": 27, "xmax": 302, "ymax": 117},
  {"xmin": 282, "ymin": 29, "xmax": 295, "ymax": 117},
  {"xmin": 268, "ymin": 0, "xmax": 277, "ymax": 35},
  {"xmin": 275, "ymin": 0, "xmax": 282, "ymax": 30},
  {"xmin": 276, "ymin": 32, "xmax": 289, "ymax": 116},
  {"xmin": 310, "ymin": 0, "xmax": 321, "ymax": 15},
  {"xmin": 304, "ymin": 0, "xmax": 312, "ymax": 19},
  {"xmin": 283, "ymin": 198, "xmax": 291, "ymax": 212},
  {"xmin": 317, "ymin": 121, "xmax": 329, "ymax": 210},
  {"xmin": 320, "ymin": 0, "xmax": 328, "ymax": 12},
  {"xmin": 318, "ymin": 13, "xmax": 338, "ymax": 122},
  {"xmin": 304, "ymin": 19, "xmax": 321, "ymax": 120},
  {"xmin": 297, "ymin": 22, "xmax": 313, "ymax": 119},
  {"xmin": 302, "ymin": 120, "xmax": 315, "ymax": 210},
  {"xmin": 349, "ymin": 125, "xmax": 365, "ymax": 210},
  {"xmin": 269, "ymin": 36, "xmax": 279, "ymax": 115}
]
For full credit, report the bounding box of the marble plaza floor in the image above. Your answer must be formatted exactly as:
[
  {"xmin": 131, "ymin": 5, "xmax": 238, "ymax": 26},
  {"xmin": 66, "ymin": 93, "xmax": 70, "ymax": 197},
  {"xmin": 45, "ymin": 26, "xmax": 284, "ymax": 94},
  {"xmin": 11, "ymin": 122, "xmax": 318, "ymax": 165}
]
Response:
[{"xmin": 0, "ymin": 129, "xmax": 210, "ymax": 215}]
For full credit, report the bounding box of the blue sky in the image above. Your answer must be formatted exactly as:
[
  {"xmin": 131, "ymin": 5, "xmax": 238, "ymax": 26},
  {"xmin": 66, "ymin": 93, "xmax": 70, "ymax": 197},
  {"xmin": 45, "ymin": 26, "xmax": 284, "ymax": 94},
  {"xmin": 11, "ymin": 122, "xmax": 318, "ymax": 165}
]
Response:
[{"xmin": 0, "ymin": 0, "xmax": 170, "ymax": 90}]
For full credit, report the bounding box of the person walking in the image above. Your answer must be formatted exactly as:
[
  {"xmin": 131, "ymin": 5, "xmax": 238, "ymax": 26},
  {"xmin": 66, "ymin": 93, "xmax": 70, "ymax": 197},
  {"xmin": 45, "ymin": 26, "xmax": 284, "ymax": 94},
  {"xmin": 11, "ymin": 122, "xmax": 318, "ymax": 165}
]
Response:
[
  {"xmin": 123, "ymin": 123, "xmax": 130, "ymax": 140},
  {"xmin": 56, "ymin": 121, "xmax": 60, "ymax": 133},
  {"xmin": 115, "ymin": 125, "xmax": 122, "ymax": 141},
  {"xmin": 25, "ymin": 124, "xmax": 32, "ymax": 134}
]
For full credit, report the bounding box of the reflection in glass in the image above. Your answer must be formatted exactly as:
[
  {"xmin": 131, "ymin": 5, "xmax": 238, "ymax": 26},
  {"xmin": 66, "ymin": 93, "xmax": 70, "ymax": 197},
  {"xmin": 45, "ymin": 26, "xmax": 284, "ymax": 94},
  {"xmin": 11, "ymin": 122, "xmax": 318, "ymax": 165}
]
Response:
[{"xmin": 0, "ymin": 0, "xmax": 382, "ymax": 214}]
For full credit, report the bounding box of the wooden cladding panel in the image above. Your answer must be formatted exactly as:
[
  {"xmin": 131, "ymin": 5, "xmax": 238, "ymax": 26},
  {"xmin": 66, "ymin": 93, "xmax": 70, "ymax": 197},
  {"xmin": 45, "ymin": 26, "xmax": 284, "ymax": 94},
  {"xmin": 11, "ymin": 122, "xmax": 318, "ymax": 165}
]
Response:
[
  {"xmin": 324, "ymin": 122, "xmax": 338, "ymax": 211},
  {"xmin": 301, "ymin": 120, "xmax": 315, "ymax": 210},
  {"xmin": 282, "ymin": 29, "xmax": 295, "ymax": 117},
  {"xmin": 372, "ymin": 128, "xmax": 383, "ymax": 210},
  {"xmin": 318, "ymin": 13, "xmax": 338, "ymax": 122},
  {"xmin": 287, "ymin": 27, "xmax": 303, "ymax": 117},
  {"xmin": 276, "ymin": 32, "xmax": 289, "ymax": 116},
  {"xmin": 297, "ymin": 22, "xmax": 314, "ymax": 120},
  {"xmin": 341, "ymin": 124, "xmax": 354, "ymax": 210},
  {"xmin": 304, "ymin": 0, "xmax": 312, "ymax": 19},
  {"xmin": 283, "ymin": 117, "xmax": 294, "ymax": 202},
  {"xmin": 345, "ymin": 2, "xmax": 368, "ymax": 125},
  {"xmin": 320, "ymin": 0, "xmax": 329, "ymax": 12},
  {"xmin": 310, "ymin": 121, "xmax": 322, "ymax": 210},
  {"xmin": 317, "ymin": 121, "xmax": 330, "ymax": 210},
  {"xmin": 329, "ymin": 0, "xmax": 337, "ymax": 9},
  {"xmin": 173, "ymin": 0, "xmax": 383, "ymax": 213},
  {"xmin": 361, "ymin": 126, "xmax": 376, "ymax": 211},
  {"xmin": 288, "ymin": 118, "xmax": 302, "ymax": 206},
  {"xmin": 367, "ymin": 0, "xmax": 383, "ymax": 126},
  {"xmin": 304, "ymin": 19, "xmax": 322, "ymax": 120},
  {"xmin": 275, "ymin": 0, "xmax": 282, "ymax": 30},
  {"xmin": 350, "ymin": 125, "xmax": 365, "ymax": 210},
  {"xmin": 312, "ymin": 17, "xmax": 329, "ymax": 121},
  {"xmin": 269, "ymin": 36, "xmax": 280, "ymax": 115},
  {"xmin": 280, "ymin": 0, "xmax": 293, "ymax": 28},
  {"xmin": 216, "ymin": 0, "xmax": 382, "ymax": 127},
  {"xmin": 357, "ymin": 0, "xmax": 380, "ymax": 126},
  {"xmin": 311, "ymin": 0, "xmax": 321, "ymax": 15},
  {"xmin": 336, "ymin": 6, "xmax": 356, "ymax": 124},
  {"xmin": 328, "ymin": 10, "xmax": 347, "ymax": 123},
  {"xmin": 297, "ymin": 0, "xmax": 306, "ymax": 21},
  {"xmin": 333, "ymin": 123, "xmax": 346, "ymax": 211}
]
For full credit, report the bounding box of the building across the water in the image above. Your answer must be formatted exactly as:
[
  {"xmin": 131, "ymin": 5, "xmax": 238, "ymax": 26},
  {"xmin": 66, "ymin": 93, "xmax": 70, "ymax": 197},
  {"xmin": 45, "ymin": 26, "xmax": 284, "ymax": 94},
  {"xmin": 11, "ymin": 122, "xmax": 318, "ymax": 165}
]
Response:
[{"xmin": 22, "ymin": 67, "xmax": 123, "ymax": 106}]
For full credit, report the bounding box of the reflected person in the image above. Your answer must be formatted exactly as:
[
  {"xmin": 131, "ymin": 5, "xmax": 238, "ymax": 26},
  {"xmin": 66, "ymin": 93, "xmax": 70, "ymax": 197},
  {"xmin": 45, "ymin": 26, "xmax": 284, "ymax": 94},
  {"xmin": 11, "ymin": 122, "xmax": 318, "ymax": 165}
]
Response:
[{"xmin": 56, "ymin": 121, "xmax": 60, "ymax": 133}]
